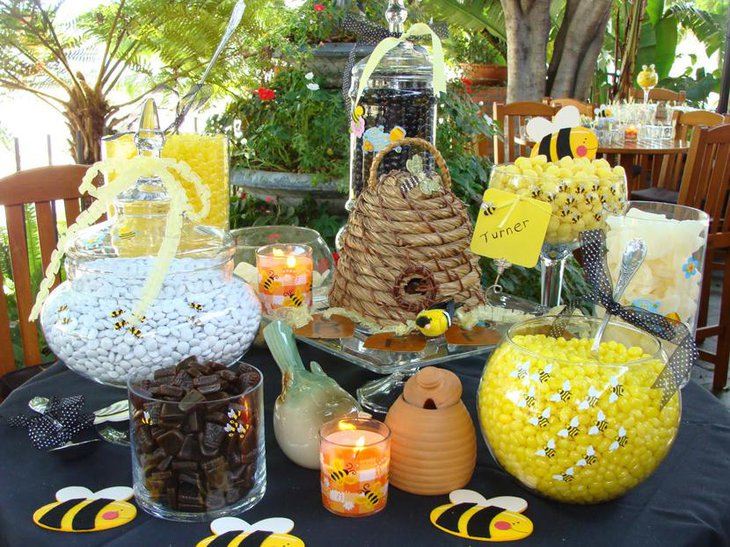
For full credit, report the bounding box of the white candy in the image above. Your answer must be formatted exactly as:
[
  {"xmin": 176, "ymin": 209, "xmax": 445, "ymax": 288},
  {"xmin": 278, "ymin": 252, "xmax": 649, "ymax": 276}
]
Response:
[{"xmin": 41, "ymin": 257, "xmax": 261, "ymax": 387}]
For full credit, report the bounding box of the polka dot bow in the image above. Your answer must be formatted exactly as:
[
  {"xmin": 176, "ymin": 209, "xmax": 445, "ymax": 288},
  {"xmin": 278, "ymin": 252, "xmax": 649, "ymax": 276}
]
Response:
[
  {"xmin": 561, "ymin": 230, "xmax": 698, "ymax": 408},
  {"xmin": 7, "ymin": 395, "xmax": 94, "ymax": 450}
]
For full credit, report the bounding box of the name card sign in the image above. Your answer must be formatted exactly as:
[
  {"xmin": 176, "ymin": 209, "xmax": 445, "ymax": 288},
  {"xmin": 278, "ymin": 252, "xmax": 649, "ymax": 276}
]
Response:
[{"xmin": 470, "ymin": 188, "xmax": 551, "ymax": 268}]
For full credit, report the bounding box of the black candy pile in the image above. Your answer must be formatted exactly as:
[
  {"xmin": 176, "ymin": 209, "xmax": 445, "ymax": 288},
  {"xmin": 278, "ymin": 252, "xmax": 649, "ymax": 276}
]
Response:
[
  {"xmin": 350, "ymin": 88, "xmax": 436, "ymax": 199},
  {"xmin": 130, "ymin": 357, "xmax": 262, "ymax": 513}
]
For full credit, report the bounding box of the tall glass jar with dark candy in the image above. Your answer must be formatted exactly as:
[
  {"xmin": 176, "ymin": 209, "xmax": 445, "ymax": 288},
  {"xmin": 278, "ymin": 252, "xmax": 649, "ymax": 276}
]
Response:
[{"xmin": 346, "ymin": 0, "xmax": 437, "ymax": 212}]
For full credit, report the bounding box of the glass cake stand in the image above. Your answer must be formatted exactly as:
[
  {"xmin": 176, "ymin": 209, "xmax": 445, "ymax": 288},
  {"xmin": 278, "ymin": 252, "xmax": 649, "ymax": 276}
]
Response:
[{"xmin": 295, "ymin": 326, "xmax": 499, "ymax": 414}]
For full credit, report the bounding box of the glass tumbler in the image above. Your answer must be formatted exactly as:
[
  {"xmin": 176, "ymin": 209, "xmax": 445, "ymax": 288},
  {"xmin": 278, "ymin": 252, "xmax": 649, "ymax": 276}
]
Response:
[{"xmin": 129, "ymin": 362, "xmax": 266, "ymax": 521}]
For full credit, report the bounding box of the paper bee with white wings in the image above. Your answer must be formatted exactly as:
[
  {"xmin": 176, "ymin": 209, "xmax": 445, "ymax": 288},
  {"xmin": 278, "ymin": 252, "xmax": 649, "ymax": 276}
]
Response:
[{"xmin": 526, "ymin": 106, "xmax": 598, "ymax": 161}]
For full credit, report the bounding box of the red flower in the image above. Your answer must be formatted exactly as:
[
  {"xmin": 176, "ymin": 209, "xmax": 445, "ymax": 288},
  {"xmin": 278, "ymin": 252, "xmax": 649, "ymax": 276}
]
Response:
[
  {"xmin": 313, "ymin": 3, "xmax": 325, "ymax": 11},
  {"xmin": 265, "ymin": 196, "xmax": 274, "ymax": 203},
  {"xmin": 461, "ymin": 78, "xmax": 473, "ymax": 94},
  {"xmin": 254, "ymin": 87, "xmax": 276, "ymax": 101},
  {"xmin": 332, "ymin": 252, "xmax": 339, "ymax": 265}
]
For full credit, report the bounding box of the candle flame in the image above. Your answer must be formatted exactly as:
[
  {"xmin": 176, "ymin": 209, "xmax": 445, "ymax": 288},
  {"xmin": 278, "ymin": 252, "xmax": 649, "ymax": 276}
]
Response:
[
  {"xmin": 354, "ymin": 435, "xmax": 366, "ymax": 456},
  {"xmin": 286, "ymin": 256, "xmax": 296, "ymax": 268}
]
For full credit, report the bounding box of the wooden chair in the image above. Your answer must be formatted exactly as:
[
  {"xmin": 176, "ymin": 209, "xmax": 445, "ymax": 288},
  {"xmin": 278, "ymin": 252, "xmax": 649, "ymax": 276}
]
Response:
[
  {"xmin": 633, "ymin": 110, "xmax": 726, "ymax": 203},
  {"xmin": 630, "ymin": 87, "xmax": 687, "ymax": 104},
  {"xmin": 0, "ymin": 165, "xmax": 89, "ymax": 394},
  {"xmin": 677, "ymin": 124, "xmax": 730, "ymax": 391},
  {"xmin": 492, "ymin": 102, "xmax": 558, "ymax": 163},
  {"xmin": 549, "ymin": 98, "xmax": 594, "ymax": 118}
]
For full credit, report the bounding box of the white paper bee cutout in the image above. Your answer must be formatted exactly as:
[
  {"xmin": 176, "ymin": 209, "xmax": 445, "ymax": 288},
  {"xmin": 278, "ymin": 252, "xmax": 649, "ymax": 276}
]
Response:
[
  {"xmin": 608, "ymin": 376, "xmax": 624, "ymax": 403},
  {"xmin": 588, "ymin": 410, "xmax": 608, "ymax": 435},
  {"xmin": 530, "ymin": 363, "xmax": 553, "ymax": 383},
  {"xmin": 578, "ymin": 385, "xmax": 601, "ymax": 410},
  {"xmin": 528, "ymin": 407, "xmax": 551, "ymax": 427},
  {"xmin": 510, "ymin": 361, "xmax": 531, "ymax": 380},
  {"xmin": 558, "ymin": 416, "xmax": 580, "ymax": 438},
  {"xmin": 576, "ymin": 446, "xmax": 597, "ymax": 467},
  {"xmin": 609, "ymin": 427, "xmax": 628, "ymax": 452},
  {"xmin": 517, "ymin": 386, "xmax": 536, "ymax": 408},
  {"xmin": 550, "ymin": 380, "xmax": 571, "ymax": 402},
  {"xmin": 552, "ymin": 467, "xmax": 575, "ymax": 482},
  {"xmin": 535, "ymin": 438, "xmax": 556, "ymax": 458}
]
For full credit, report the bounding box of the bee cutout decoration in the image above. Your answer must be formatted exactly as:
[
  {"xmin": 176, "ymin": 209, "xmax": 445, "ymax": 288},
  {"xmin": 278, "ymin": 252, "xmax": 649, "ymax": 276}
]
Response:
[
  {"xmin": 196, "ymin": 516, "xmax": 305, "ymax": 547},
  {"xmin": 351, "ymin": 104, "xmax": 365, "ymax": 138},
  {"xmin": 400, "ymin": 155, "xmax": 441, "ymax": 196},
  {"xmin": 33, "ymin": 486, "xmax": 137, "ymax": 533},
  {"xmin": 430, "ymin": 489, "xmax": 534, "ymax": 542},
  {"xmin": 526, "ymin": 106, "xmax": 598, "ymax": 161}
]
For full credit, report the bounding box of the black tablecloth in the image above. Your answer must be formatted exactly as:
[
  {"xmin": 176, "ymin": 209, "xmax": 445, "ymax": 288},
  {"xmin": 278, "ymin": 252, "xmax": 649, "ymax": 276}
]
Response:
[{"xmin": 1, "ymin": 346, "xmax": 730, "ymax": 547}]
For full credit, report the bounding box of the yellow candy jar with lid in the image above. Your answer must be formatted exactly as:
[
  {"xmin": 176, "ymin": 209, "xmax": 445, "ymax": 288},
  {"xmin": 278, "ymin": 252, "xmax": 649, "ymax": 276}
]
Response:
[{"xmin": 478, "ymin": 315, "xmax": 680, "ymax": 504}]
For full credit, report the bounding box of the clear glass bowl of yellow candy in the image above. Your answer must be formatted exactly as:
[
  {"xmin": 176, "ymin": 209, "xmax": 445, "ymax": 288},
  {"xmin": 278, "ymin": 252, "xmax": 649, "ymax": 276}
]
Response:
[
  {"xmin": 489, "ymin": 155, "xmax": 627, "ymax": 246},
  {"xmin": 478, "ymin": 316, "xmax": 680, "ymax": 504}
]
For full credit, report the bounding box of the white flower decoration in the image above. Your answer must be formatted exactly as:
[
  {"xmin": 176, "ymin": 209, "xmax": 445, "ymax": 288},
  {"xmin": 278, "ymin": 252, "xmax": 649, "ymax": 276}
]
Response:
[
  {"xmin": 306, "ymin": 82, "xmax": 320, "ymax": 91},
  {"xmin": 343, "ymin": 501, "xmax": 355, "ymax": 511},
  {"xmin": 305, "ymin": 72, "xmax": 314, "ymax": 80}
]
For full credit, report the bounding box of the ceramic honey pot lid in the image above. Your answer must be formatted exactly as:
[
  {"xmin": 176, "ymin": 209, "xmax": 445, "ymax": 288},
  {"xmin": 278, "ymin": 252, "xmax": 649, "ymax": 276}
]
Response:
[{"xmin": 402, "ymin": 367, "xmax": 462, "ymax": 409}]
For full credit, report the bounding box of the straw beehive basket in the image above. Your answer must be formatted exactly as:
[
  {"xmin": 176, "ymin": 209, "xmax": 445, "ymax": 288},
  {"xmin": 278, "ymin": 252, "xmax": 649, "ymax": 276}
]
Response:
[{"xmin": 329, "ymin": 138, "xmax": 484, "ymax": 326}]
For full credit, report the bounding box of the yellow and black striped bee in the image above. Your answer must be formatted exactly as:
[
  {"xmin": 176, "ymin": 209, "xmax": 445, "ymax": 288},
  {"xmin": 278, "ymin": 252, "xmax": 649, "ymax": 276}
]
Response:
[
  {"xmin": 57, "ymin": 304, "xmax": 69, "ymax": 313},
  {"xmin": 528, "ymin": 407, "xmax": 551, "ymax": 428},
  {"xmin": 577, "ymin": 446, "xmax": 597, "ymax": 467},
  {"xmin": 131, "ymin": 314, "xmax": 146, "ymax": 323},
  {"xmin": 570, "ymin": 212, "xmax": 581, "ymax": 224},
  {"xmin": 530, "ymin": 186, "xmax": 542, "ymax": 199},
  {"xmin": 574, "ymin": 183, "xmax": 587, "ymax": 195},
  {"xmin": 196, "ymin": 517, "xmax": 305, "ymax": 547},
  {"xmin": 609, "ymin": 376, "xmax": 624, "ymax": 403},
  {"xmin": 556, "ymin": 180, "xmax": 569, "ymax": 193},
  {"xmin": 529, "ymin": 123, "xmax": 598, "ymax": 162},
  {"xmin": 356, "ymin": 482, "xmax": 385, "ymax": 511},
  {"xmin": 284, "ymin": 289, "xmax": 304, "ymax": 308},
  {"xmin": 110, "ymin": 309, "xmax": 125, "ymax": 318},
  {"xmin": 589, "ymin": 410, "xmax": 608, "ymax": 435},
  {"xmin": 536, "ymin": 438, "xmax": 556, "ymax": 458},
  {"xmin": 127, "ymin": 326, "xmax": 143, "ymax": 339},
  {"xmin": 327, "ymin": 459, "xmax": 358, "ymax": 488},
  {"xmin": 584, "ymin": 192, "xmax": 597, "ymax": 205},
  {"xmin": 519, "ymin": 386, "xmax": 536, "ymax": 409},
  {"xmin": 609, "ymin": 427, "xmax": 628, "ymax": 451},
  {"xmin": 558, "ymin": 416, "xmax": 580, "ymax": 439},
  {"xmin": 113, "ymin": 319, "xmax": 128, "ymax": 330},
  {"xmin": 480, "ymin": 201, "xmax": 496, "ymax": 216},
  {"xmin": 593, "ymin": 211, "xmax": 603, "ymax": 223},
  {"xmin": 33, "ymin": 486, "xmax": 136, "ymax": 533},
  {"xmin": 534, "ymin": 364, "xmax": 553, "ymax": 383},
  {"xmin": 560, "ymin": 206, "xmax": 571, "ymax": 218},
  {"xmin": 60, "ymin": 316, "xmax": 71, "ymax": 325},
  {"xmin": 189, "ymin": 302, "xmax": 204, "ymax": 311},
  {"xmin": 552, "ymin": 467, "xmax": 575, "ymax": 482},
  {"xmin": 543, "ymin": 191, "xmax": 557, "ymax": 203},
  {"xmin": 564, "ymin": 194, "xmax": 576, "ymax": 206},
  {"xmin": 261, "ymin": 270, "xmax": 279, "ymax": 291},
  {"xmin": 550, "ymin": 380, "xmax": 572, "ymax": 403},
  {"xmin": 430, "ymin": 490, "xmax": 533, "ymax": 542}
]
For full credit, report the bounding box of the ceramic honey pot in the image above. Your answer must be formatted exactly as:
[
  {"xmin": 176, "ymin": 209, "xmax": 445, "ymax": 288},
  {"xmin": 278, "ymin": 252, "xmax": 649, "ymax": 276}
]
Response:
[{"xmin": 385, "ymin": 367, "xmax": 476, "ymax": 495}]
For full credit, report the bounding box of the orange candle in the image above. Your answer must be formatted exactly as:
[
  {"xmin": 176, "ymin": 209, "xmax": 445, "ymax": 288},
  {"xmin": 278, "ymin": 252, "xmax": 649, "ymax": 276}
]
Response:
[
  {"xmin": 624, "ymin": 124, "xmax": 638, "ymax": 141},
  {"xmin": 319, "ymin": 418, "xmax": 391, "ymax": 517},
  {"xmin": 256, "ymin": 244, "xmax": 313, "ymax": 313}
]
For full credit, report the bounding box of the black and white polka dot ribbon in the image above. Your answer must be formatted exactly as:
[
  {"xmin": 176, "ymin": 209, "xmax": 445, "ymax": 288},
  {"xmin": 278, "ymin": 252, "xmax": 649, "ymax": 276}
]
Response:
[
  {"xmin": 340, "ymin": 14, "xmax": 448, "ymax": 109},
  {"xmin": 7, "ymin": 395, "xmax": 94, "ymax": 450},
  {"xmin": 577, "ymin": 229, "xmax": 698, "ymax": 407}
]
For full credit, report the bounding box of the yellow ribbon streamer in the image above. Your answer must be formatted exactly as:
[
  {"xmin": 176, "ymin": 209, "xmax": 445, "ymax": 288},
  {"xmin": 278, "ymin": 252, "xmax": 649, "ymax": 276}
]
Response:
[
  {"xmin": 354, "ymin": 22, "xmax": 446, "ymax": 109},
  {"xmin": 29, "ymin": 156, "xmax": 210, "ymax": 324}
]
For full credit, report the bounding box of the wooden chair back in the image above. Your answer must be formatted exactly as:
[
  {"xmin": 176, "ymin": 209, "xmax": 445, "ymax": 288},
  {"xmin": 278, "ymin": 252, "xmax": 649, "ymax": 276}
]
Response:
[
  {"xmin": 677, "ymin": 124, "xmax": 730, "ymax": 390},
  {"xmin": 655, "ymin": 110, "xmax": 726, "ymax": 190},
  {"xmin": 492, "ymin": 102, "xmax": 558, "ymax": 163},
  {"xmin": 549, "ymin": 98, "xmax": 594, "ymax": 118},
  {"xmin": 630, "ymin": 87, "xmax": 687, "ymax": 104},
  {"xmin": 0, "ymin": 165, "xmax": 89, "ymax": 375}
]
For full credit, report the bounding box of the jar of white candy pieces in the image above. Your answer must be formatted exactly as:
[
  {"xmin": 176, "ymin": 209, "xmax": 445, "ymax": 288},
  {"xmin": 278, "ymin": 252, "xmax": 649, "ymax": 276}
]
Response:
[{"xmin": 37, "ymin": 99, "xmax": 261, "ymax": 387}]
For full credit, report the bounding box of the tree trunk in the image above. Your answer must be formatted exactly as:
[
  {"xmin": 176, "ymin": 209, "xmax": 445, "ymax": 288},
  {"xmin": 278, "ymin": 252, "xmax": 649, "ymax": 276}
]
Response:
[
  {"xmin": 501, "ymin": 0, "xmax": 552, "ymax": 102},
  {"xmin": 63, "ymin": 74, "xmax": 114, "ymax": 165},
  {"xmin": 546, "ymin": 0, "xmax": 613, "ymax": 99}
]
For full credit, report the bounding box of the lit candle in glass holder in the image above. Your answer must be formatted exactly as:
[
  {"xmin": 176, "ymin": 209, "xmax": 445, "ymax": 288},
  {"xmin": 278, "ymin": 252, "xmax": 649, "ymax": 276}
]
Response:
[
  {"xmin": 319, "ymin": 417, "xmax": 391, "ymax": 517},
  {"xmin": 256, "ymin": 244, "xmax": 313, "ymax": 313},
  {"xmin": 624, "ymin": 124, "xmax": 639, "ymax": 141}
]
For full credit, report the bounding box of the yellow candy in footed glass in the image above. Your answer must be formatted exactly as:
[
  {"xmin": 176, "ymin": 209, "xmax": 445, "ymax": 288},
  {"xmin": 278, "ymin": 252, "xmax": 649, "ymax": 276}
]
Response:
[{"xmin": 103, "ymin": 133, "xmax": 229, "ymax": 230}]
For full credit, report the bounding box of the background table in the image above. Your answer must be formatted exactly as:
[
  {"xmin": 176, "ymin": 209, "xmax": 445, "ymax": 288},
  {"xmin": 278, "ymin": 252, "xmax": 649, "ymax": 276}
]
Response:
[{"xmin": 1, "ymin": 345, "xmax": 730, "ymax": 547}]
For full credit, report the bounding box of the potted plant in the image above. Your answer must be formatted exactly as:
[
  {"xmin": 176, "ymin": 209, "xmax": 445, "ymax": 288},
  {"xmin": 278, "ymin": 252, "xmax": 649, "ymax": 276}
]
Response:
[
  {"xmin": 450, "ymin": 29, "xmax": 507, "ymax": 86},
  {"xmin": 207, "ymin": 68, "xmax": 349, "ymax": 208}
]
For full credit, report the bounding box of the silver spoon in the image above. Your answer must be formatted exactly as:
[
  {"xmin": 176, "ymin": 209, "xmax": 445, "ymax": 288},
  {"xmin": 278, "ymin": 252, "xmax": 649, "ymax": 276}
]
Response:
[{"xmin": 591, "ymin": 238, "xmax": 647, "ymax": 356}]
